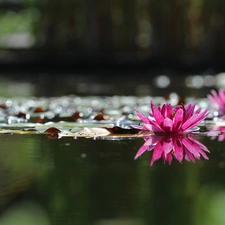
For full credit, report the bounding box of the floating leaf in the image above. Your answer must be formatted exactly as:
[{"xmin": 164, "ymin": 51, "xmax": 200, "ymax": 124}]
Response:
[
  {"xmin": 105, "ymin": 126, "xmax": 140, "ymax": 134},
  {"xmin": 72, "ymin": 111, "xmax": 82, "ymax": 121},
  {"xmin": 44, "ymin": 127, "xmax": 61, "ymax": 139},
  {"xmin": 16, "ymin": 112, "xmax": 27, "ymax": 119},
  {"xmin": 34, "ymin": 106, "xmax": 45, "ymax": 113},
  {"xmin": 94, "ymin": 113, "xmax": 105, "ymax": 121},
  {"xmin": 74, "ymin": 128, "xmax": 110, "ymax": 138}
]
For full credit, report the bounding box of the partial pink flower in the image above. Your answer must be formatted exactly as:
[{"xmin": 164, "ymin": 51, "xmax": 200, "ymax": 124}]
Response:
[
  {"xmin": 208, "ymin": 126, "xmax": 225, "ymax": 142},
  {"xmin": 135, "ymin": 135, "xmax": 209, "ymax": 166},
  {"xmin": 134, "ymin": 101, "xmax": 209, "ymax": 134},
  {"xmin": 207, "ymin": 89, "xmax": 225, "ymax": 116}
]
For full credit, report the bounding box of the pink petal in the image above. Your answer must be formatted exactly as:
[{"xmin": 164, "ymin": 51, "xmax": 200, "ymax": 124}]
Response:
[
  {"xmin": 163, "ymin": 136, "xmax": 173, "ymax": 154},
  {"xmin": 183, "ymin": 103, "xmax": 195, "ymax": 121},
  {"xmin": 173, "ymin": 137, "xmax": 183, "ymax": 162},
  {"xmin": 208, "ymin": 90, "xmax": 221, "ymax": 109},
  {"xmin": 148, "ymin": 116, "xmax": 165, "ymax": 132},
  {"xmin": 150, "ymin": 140, "xmax": 164, "ymax": 166},
  {"xmin": 144, "ymin": 124, "xmax": 162, "ymax": 132},
  {"xmin": 161, "ymin": 103, "xmax": 173, "ymax": 118},
  {"xmin": 172, "ymin": 108, "xmax": 183, "ymax": 132},
  {"xmin": 195, "ymin": 108, "xmax": 201, "ymax": 114},
  {"xmin": 188, "ymin": 137, "xmax": 209, "ymax": 159},
  {"xmin": 163, "ymin": 118, "xmax": 173, "ymax": 132},
  {"xmin": 166, "ymin": 152, "xmax": 173, "ymax": 165},
  {"xmin": 211, "ymin": 89, "xmax": 220, "ymax": 100},
  {"xmin": 218, "ymin": 89, "xmax": 225, "ymax": 112},
  {"xmin": 207, "ymin": 94, "xmax": 216, "ymax": 105},
  {"xmin": 135, "ymin": 136, "xmax": 163, "ymax": 160},
  {"xmin": 219, "ymin": 89, "xmax": 225, "ymax": 104},
  {"xmin": 197, "ymin": 147, "xmax": 209, "ymax": 160},
  {"xmin": 162, "ymin": 151, "xmax": 171, "ymax": 164},
  {"xmin": 131, "ymin": 125, "xmax": 145, "ymax": 130},
  {"xmin": 166, "ymin": 104, "xmax": 173, "ymax": 118},
  {"xmin": 152, "ymin": 107, "xmax": 165, "ymax": 128},
  {"xmin": 161, "ymin": 104, "xmax": 166, "ymax": 117},
  {"xmin": 218, "ymin": 134, "xmax": 225, "ymax": 141},
  {"xmin": 182, "ymin": 138, "xmax": 200, "ymax": 158},
  {"xmin": 144, "ymin": 136, "xmax": 163, "ymax": 148},
  {"xmin": 134, "ymin": 145, "xmax": 151, "ymax": 159},
  {"xmin": 151, "ymin": 135, "xmax": 164, "ymax": 144},
  {"xmin": 184, "ymin": 148, "xmax": 196, "ymax": 162},
  {"xmin": 134, "ymin": 108, "xmax": 149, "ymax": 124},
  {"xmin": 150, "ymin": 101, "xmax": 155, "ymax": 113},
  {"xmin": 220, "ymin": 127, "xmax": 225, "ymax": 132},
  {"xmin": 188, "ymin": 136, "xmax": 210, "ymax": 152},
  {"xmin": 181, "ymin": 109, "xmax": 208, "ymax": 131}
]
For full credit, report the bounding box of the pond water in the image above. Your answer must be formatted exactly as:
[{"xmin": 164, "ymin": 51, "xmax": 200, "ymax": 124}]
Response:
[
  {"xmin": 0, "ymin": 73, "xmax": 225, "ymax": 225},
  {"xmin": 0, "ymin": 132, "xmax": 224, "ymax": 225}
]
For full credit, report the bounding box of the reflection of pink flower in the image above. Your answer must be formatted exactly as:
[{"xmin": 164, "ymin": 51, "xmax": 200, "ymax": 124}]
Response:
[
  {"xmin": 134, "ymin": 101, "xmax": 208, "ymax": 134},
  {"xmin": 135, "ymin": 135, "xmax": 209, "ymax": 166},
  {"xmin": 209, "ymin": 126, "xmax": 225, "ymax": 141},
  {"xmin": 208, "ymin": 89, "xmax": 225, "ymax": 115}
]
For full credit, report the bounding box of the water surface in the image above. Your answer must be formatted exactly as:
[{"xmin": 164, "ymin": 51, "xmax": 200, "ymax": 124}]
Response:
[{"xmin": 0, "ymin": 133, "xmax": 224, "ymax": 225}]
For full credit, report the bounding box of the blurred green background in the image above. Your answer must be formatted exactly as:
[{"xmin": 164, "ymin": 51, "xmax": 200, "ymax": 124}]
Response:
[{"xmin": 0, "ymin": 0, "xmax": 225, "ymax": 73}]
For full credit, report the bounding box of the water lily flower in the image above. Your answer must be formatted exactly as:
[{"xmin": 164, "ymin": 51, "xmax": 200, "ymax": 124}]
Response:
[
  {"xmin": 135, "ymin": 135, "xmax": 209, "ymax": 166},
  {"xmin": 134, "ymin": 101, "xmax": 209, "ymax": 134},
  {"xmin": 207, "ymin": 89, "xmax": 225, "ymax": 116}
]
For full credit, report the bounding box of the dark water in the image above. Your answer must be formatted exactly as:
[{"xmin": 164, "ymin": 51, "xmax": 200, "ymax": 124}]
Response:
[{"xmin": 0, "ymin": 133, "xmax": 224, "ymax": 225}]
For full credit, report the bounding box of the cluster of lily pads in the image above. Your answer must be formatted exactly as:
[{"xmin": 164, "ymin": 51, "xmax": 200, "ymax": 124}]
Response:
[{"xmin": 0, "ymin": 89, "xmax": 225, "ymax": 165}]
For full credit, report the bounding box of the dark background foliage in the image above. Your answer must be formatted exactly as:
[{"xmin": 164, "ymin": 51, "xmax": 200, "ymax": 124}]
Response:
[{"xmin": 0, "ymin": 0, "xmax": 225, "ymax": 74}]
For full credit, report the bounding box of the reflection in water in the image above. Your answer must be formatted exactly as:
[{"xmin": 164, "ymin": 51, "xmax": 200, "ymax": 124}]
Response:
[
  {"xmin": 135, "ymin": 134, "xmax": 210, "ymax": 166},
  {"xmin": 194, "ymin": 186, "xmax": 225, "ymax": 225},
  {"xmin": 209, "ymin": 126, "xmax": 225, "ymax": 141},
  {"xmin": 0, "ymin": 132, "xmax": 224, "ymax": 225}
]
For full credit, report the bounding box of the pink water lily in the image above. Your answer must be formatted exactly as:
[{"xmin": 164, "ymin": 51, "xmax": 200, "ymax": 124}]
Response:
[
  {"xmin": 134, "ymin": 101, "xmax": 209, "ymax": 134},
  {"xmin": 207, "ymin": 89, "xmax": 225, "ymax": 116},
  {"xmin": 135, "ymin": 135, "xmax": 209, "ymax": 166}
]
